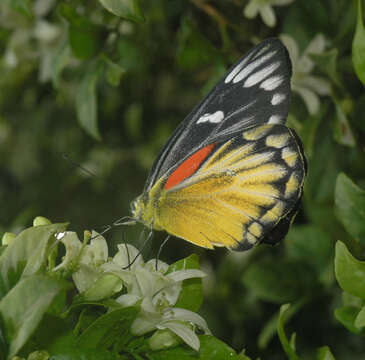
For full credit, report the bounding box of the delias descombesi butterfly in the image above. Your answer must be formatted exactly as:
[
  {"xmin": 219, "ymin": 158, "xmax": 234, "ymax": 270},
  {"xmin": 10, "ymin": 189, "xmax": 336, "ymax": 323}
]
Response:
[{"xmin": 131, "ymin": 38, "xmax": 307, "ymax": 251}]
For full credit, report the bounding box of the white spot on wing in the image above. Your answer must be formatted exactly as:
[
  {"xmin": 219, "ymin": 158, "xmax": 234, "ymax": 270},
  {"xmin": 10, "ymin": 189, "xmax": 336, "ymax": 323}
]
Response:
[
  {"xmin": 243, "ymin": 62, "xmax": 281, "ymax": 88},
  {"xmin": 271, "ymin": 93, "xmax": 286, "ymax": 105},
  {"xmin": 260, "ymin": 75, "xmax": 284, "ymax": 91},
  {"xmin": 197, "ymin": 110, "xmax": 225, "ymax": 124},
  {"xmin": 225, "ymin": 55, "xmax": 252, "ymax": 83},
  {"xmin": 268, "ymin": 115, "xmax": 282, "ymax": 124},
  {"xmin": 232, "ymin": 51, "xmax": 277, "ymax": 84},
  {"xmin": 253, "ymin": 44, "xmax": 272, "ymax": 59}
]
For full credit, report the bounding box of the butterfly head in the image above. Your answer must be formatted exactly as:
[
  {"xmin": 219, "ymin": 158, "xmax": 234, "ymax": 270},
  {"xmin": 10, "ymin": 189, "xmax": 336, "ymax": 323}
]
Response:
[{"xmin": 131, "ymin": 196, "xmax": 144, "ymax": 221}]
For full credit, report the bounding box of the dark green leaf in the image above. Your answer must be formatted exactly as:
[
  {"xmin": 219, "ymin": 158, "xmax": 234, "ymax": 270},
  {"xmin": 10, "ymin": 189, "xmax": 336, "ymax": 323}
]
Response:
[
  {"xmin": 7, "ymin": 0, "xmax": 32, "ymax": 17},
  {"xmin": 354, "ymin": 304, "xmax": 365, "ymax": 327},
  {"xmin": 0, "ymin": 275, "xmax": 67, "ymax": 358},
  {"xmin": 317, "ymin": 346, "xmax": 336, "ymax": 360},
  {"xmin": 277, "ymin": 304, "xmax": 300, "ymax": 360},
  {"xmin": 333, "ymin": 101, "xmax": 355, "ymax": 147},
  {"xmin": 77, "ymin": 306, "xmax": 139, "ymax": 349},
  {"xmin": 242, "ymin": 259, "xmax": 315, "ymax": 303},
  {"xmin": 335, "ymin": 241, "xmax": 365, "ymax": 299},
  {"xmin": 334, "ymin": 306, "xmax": 363, "ymax": 334},
  {"xmin": 177, "ymin": 19, "xmax": 221, "ymax": 71},
  {"xmin": 309, "ymin": 49, "xmax": 341, "ymax": 87},
  {"xmin": 76, "ymin": 69, "xmax": 101, "ymax": 141},
  {"xmin": 335, "ymin": 173, "xmax": 365, "ymax": 242},
  {"xmin": 168, "ymin": 254, "xmax": 203, "ymax": 312},
  {"xmin": 104, "ymin": 58, "xmax": 125, "ymax": 87},
  {"xmin": 353, "ymin": 0, "xmax": 365, "ymax": 85},
  {"xmin": 99, "ymin": 0, "xmax": 144, "ymax": 22},
  {"xmin": 46, "ymin": 332, "xmax": 116, "ymax": 360},
  {"xmin": 148, "ymin": 335, "xmax": 239, "ymax": 360},
  {"xmin": 198, "ymin": 335, "xmax": 239, "ymax": 360},
  {"xmin": 59, "ymin": 3, "xmax": 104, "ymax": 60},
  {"xmin": 0, "ymin": 223, "xmax": 68, "ymax": 299},
  {"xmin": 286, "ymin": 225, "xmax": 333, "ymax": 283}
]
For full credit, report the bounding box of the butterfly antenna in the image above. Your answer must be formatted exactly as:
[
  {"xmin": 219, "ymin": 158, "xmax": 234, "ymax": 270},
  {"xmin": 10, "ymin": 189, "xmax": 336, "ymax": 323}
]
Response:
[
  {"xmin": 122, "ymin": 231, "xmax": 132, "ymax": 270},
  {"xmin": 122, "ymin": 227, "xmax": 153, "ymax": 270},
  {"xmin": 155, "ymin": 235, "xmax": 170, "ymax": 271}
]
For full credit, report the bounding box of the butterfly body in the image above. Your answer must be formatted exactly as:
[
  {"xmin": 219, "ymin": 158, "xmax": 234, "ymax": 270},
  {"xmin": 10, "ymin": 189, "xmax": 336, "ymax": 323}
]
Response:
[{"xmin": 131, "ymin": 38, "xmax": 306, "ymax": 251}]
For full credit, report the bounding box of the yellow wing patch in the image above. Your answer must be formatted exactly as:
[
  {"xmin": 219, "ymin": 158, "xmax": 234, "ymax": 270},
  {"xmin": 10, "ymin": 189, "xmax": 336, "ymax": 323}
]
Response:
[{"xmin": 140, "ymin": 124, "xmax": 306, "ymax": 250}]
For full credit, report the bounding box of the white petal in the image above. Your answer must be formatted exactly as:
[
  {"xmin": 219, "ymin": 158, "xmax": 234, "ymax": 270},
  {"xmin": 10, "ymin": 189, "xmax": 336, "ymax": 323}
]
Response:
[
  {"xmin": 113, "ymin": 243, "xmax": 144, "ymax": 269},
  {"xmin": 167, "ymin": 308, "xmax": 211, "ymax": 334},
  {"xmin": 72, "ymin": 264, "xmax": 100, "ymax": 293},
  {"xmin": 305, "ymin": 33, "xmax": 327, "ymax": 55},
  {"xmin": 116, "ymin": 294, "xmax": 141, "ymax": 307},
  {"xmin": 260, "ymin": 5, "xmax": 276, "ymax": 27},
  {"xmin": 299, "ymin": 75, "xmax": 331, "ymax": 95},
  {"xmin": 280, "ymin": 34, "xmax": 299, "ymax": 64},
  {"xmin": 298, "ymin": 34, "xmax": 327, "ymax": 73},
  {"xmin": 244, "ymin": 1, "xmax": 260, "ymax": 18},
  {"xmin": 159, "ymin": 321, "xmax": 200, "ymax": 351},
  {"xmin": 292, "ymin": 85, "xmax": 320, "ymax": 114},
  {"xmin": 166, "ymin": 269, "xmax": 206, "ymax": 282}
]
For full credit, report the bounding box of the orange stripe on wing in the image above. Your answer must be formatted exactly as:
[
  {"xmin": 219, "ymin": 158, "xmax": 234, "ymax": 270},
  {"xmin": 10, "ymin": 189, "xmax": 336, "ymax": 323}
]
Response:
[{"xmin": 164, "ymin": 143, "xmax": 215, "ymax": 190}]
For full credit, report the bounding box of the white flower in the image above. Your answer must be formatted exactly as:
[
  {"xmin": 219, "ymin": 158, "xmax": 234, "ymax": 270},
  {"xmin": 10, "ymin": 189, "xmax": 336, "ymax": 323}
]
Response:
[
  {"xmin": 102, "ymin": 244, "xmax": 209, "ymax": 351},
  {"xmin": 280, "ymin": 34, "xmax": 331, "ymax": 115},
  {"xmin": 244, "ymin": 0, "xmax": 295, "ymax": 28}
]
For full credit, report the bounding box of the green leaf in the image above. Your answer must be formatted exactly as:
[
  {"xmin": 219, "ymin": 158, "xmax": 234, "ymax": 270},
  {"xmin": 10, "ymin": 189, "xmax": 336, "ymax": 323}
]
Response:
[
  {"xmin": 59, "ymin": 3, "xmax": 104, "ymax": 60},
  {"xmin": 76, "ymin": 69, "xmax": 101, "ymax": 141},
  {"xmin": 99, "ymin": 0, "xmax": 144, "ymax": 22},
  {"xmin": 354, "ymin": 304, "xmax": 365, "ymax": 327},
  {"xmin": 334, "ymin": 306, "xmax": 362, "ymax": 334},
  {"xmin": 44, "ymin": 331, "xmax": 116, "ymax": 360},
  {"xmin": 335, "ymin": 173, "xmax": 365, "ymax": 242},
  {"xmin": 242, "ymin": 259, "xmax": 315, "ymax": 303},
  {"xmin": 309, "ymin": 49, "xmax": 341, "ymax": 87},
  {"xmin": 168, "ymin": 254, "xmax": 203, "ymax": 312},
  {"xmin": 6, "ymin": 0, "xmax": 32, "ymax": 17},
  {"xmin": 333, "ymin": 101, "xmax": 356, "ymax": 147},
  {"xmin": 286, "ymin": 225, "xmax": 333, "ymax": 280},
  {"xmin": 353, "ymin": 0, "xmax": 365, "ymax": 85},
  {"xmin": 177, "ymin": 19, "xmax": 221, "ymax": 71},
  {"xmin": 277, "ymin": 304, "xmax": 300, "ymax": 360},
  {"xmin": 0, "ymin": 223, "xmax": 68, "ymax": 299},
  {"xmin": 335, "ymin": 241, "xmax": 365, "ymax": 299},
  {"xmin": 317, "ymin": 346, "xmax": 336, "ymax": 360},
  {"xmin": 148, "ymin": 335, "xmax": 239, "ymax": 360},
  {"xmin": 0, "ymin": 275, "xmax": 66, "ymax": 359},
  {"xmin": 103, "ymin": 57, "xmax": 125, "ymax": 87},
  {"xmin": 50, "ymin": 39, "xmax": 71, "ymax": 88},
  {"xmin": 77, "ymin": 306, "xmax": 139, "ymax": 349}
]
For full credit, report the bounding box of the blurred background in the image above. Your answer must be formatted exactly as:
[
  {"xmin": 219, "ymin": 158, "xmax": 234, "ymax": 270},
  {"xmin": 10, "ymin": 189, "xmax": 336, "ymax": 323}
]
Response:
[{"xmin": 1, "ymin": 0, "xmax": 365, "ymax": 358}]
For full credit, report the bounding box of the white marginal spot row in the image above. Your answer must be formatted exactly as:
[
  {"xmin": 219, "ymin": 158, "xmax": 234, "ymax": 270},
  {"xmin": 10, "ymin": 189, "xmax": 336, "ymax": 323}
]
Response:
[
  {"xmin": 268, "ymin": 115, "xmax": 282, "ymax": 124},
  {"xmin": 271, "ymin": 93, "xmax": 286, "ymax": 105},
  {"xmin": 243, "ymin": 62, "xmax": 281, "ymax": 88},
  {"xmin": 197, "ymin": 110, "xmax": 225, "ymax": 124},
  {"xmin": 261, "ymin": 76, "xmax": 284, "ymax": 91}
]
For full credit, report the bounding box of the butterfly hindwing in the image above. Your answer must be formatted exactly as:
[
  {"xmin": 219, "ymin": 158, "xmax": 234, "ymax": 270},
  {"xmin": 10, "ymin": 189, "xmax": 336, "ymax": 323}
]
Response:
[
  {"xmin": 145, "ymin": 38, "xmax": 292, "ymax": 192},
  {"xmin": 154, "ymin": 124, "xmax": 306, "ymax": 250}
]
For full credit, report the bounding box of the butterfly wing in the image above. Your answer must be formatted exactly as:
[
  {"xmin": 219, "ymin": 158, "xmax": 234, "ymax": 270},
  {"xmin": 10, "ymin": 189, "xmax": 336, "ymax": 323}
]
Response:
[
  {"xmin": 154, "ymin": 124, "xmax": 306, "ymax": 250},
  {"xmin": 145, "ymin": 38, "xmax": 292, "ymax": 192}
]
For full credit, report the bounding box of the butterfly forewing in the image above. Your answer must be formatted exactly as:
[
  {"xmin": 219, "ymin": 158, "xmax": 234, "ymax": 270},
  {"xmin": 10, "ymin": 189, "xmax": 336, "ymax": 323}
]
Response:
[
  {"xmin": 145, "ymin": 38, "xmax": 292, "ymax": 192},
  {"xmin": 134, "ymin": 38, "xmax": 306, "ymax": 251},
  {"xmin": 154, "ymin": 124, "xmax": 305, "ymax": 250}
]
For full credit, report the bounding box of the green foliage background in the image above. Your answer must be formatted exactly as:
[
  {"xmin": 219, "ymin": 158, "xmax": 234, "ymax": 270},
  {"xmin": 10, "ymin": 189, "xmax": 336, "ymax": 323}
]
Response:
[{"xmin": 1, "ymin": 0, "xmax": 365, "ymax": 358}]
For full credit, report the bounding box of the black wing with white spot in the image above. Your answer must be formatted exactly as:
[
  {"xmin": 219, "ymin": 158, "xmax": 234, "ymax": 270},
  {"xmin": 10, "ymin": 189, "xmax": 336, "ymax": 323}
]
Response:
[{"xmin": 145, "ymin": 38, "xmax": 292, "ymax": 191}]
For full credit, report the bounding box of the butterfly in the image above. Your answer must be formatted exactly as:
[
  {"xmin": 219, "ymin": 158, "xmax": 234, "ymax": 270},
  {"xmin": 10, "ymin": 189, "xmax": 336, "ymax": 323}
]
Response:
[{"xmin": 131, "ymin": 38, "xmax": 306, "ymax": 251}]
